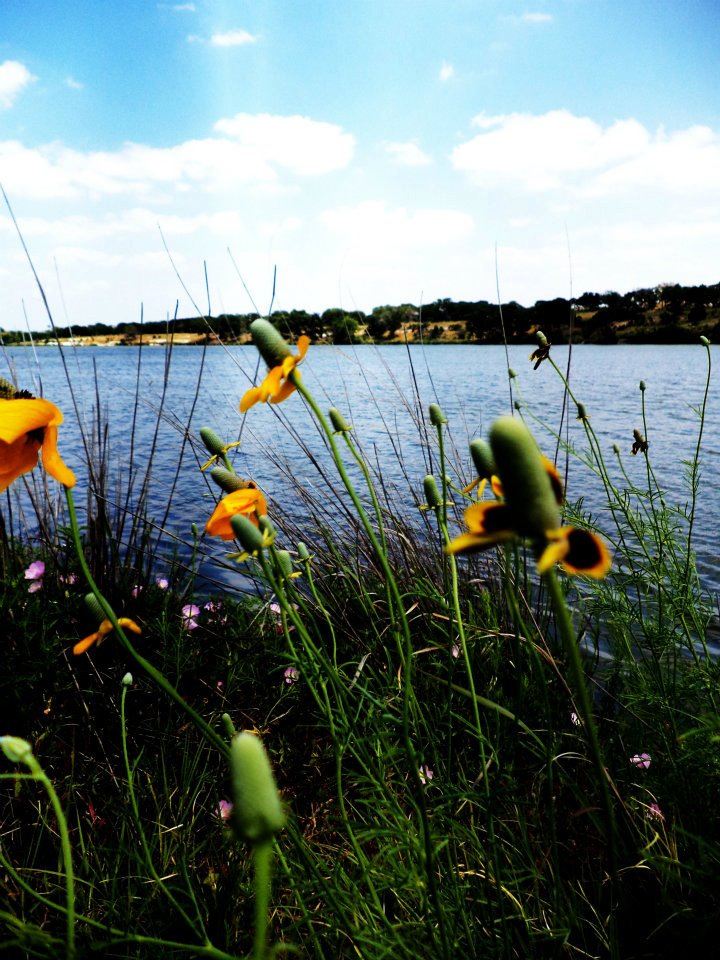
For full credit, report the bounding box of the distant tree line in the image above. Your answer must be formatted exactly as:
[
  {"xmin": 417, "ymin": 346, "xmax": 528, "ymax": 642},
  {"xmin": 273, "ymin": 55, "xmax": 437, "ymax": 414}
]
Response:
[{"xmin": 2, "ymin": 281, "xmax": 718, "ymax": 346}]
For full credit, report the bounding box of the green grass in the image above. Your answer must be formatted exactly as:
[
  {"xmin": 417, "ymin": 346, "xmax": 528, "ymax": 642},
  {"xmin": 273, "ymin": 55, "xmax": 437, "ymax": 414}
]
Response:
[{"xmin": 1, "ymin": 327, "xmax": 719, "ymax": 959}]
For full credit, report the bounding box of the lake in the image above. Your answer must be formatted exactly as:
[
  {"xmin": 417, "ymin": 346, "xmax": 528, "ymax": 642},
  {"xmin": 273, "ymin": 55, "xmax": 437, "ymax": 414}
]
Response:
[{"xmin": 2, "ymin": 341, "xmax": 718, "ymax": 602}]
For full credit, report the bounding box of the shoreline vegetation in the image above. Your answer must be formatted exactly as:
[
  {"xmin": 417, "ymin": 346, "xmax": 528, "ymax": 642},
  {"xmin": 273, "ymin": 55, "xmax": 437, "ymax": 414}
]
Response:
[
  {"xmin": 2, "ymin": 315, "xmax": 719, "ymax": 958},
  {"xmin": 3, "ymin": 280, "xmax": 720, "ymax": 347}
]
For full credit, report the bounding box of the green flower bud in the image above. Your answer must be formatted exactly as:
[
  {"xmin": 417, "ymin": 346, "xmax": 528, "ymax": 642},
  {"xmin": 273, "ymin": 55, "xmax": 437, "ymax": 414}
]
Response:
[
  {"xmin": 0, "ymin": 377, "xmax": 19, "ymax": 400},
  {"xmin": 507, "ymin": 368, "xmax": 517, "ymax": 380},
  {"xmin": 250, "ymin": 318, "xmax": 292, "ymax": 369},
  {"xmin": 275, "ymin": 549, "xmax": 293, "ymax": 579},
  {"xmin": 258, "ymin": 515, "xmax": 277, "ymax": 538},
  {"xmin": 221, "ymin": 713, "xmax": 236, "ymax": 739},
  {"xmin": 121, "ymin": 672, "xmax": 133, "ymax": 687},
  {"xmin": 230, "ymin": 514, "xmax": 266, "ymax": 554},
  {"xmin": 489, "ymin": 416, "xmax": 561, "ymax": 539},
  {"xmin": 514, "ymin": 400, "xmax": 522, "ymax": 411},
  {"xmin": 328, "ymin": 408, "xmax": 352, "ymax": 433},
  {"xmin": 612, "ymin": 443, "xmax": 620, "ymax": 455},
  {"xmin": 535, "ymin": 330, "xmax": 548, "ymax": 347},
  {"xmin": 423, "ymin": 475, "xmax": 443, "ymax": 509},
  {"xmin": 199, "ymin": 427, "xmax": 227, "ymax": 457},
  {"xmin": 469, "ymin": 439, "xmax": 495, "ymax": 480},
  {"xmin": 576, "ymin": 402, "xmax": 590, "ymax": 421},
  {"xmin": 639, "ymin": 380, "xmax": 646, "ymax": 392},
  {"xmin": 700, "ymin": 335, "xmax": 711, "ymax": 346},
  {"xmin": 230, "ymin": 731, "xmax": 286, "ymax": 845},
  {"xmin": 428, "ymin": 403, "xmax": 447, "ymax": 426},
  {"xmin": 0, "ymin": 736, "xmax": 34, "ymax": 766},
  {"xmin": 85, "ymin": 593, "xmax": 106, "ymax": 623},
  {"xmin": 210, "ymin": 467, "xmax": 255, "ymax": 494},
  {"xmin": 296, "ymin": 542, "xmax": 311, "ymax": 561}
]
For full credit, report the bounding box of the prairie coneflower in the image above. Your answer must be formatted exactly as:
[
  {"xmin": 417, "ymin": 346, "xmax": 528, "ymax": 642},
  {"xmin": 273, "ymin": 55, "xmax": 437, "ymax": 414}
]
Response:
[
  {"xmin": 240, "ymin": 319, "xmax": 309, "ymax": 412},
  {"xmin": 205, "ymin": 487, "xmax": 268, "ymax": 540},
  {"xmin": 446, "ymin": 417, "xmax": 611, "ymax": 579},
  {"xmin": 0, "ymin": 380, "xmax": 76, "ymax": 492}
]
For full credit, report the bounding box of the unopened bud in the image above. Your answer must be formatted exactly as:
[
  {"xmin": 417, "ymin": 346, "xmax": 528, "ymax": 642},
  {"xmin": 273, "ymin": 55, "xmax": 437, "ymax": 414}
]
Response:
[
  {"xmin": 221, "ymin": 713, "xmax": 236, "ymax": 739},
  {"xmin": 428, "ymin": 403, "xmax": 447, "ymax": 426},
  {"xmin": 423, "ymin": 475, "xmax": 442, "ymax": 509},
  {"xmin": 121, "ymin": 672, "xmax": 133, "ymax": 687},
  {"xmin": 535, "ymin": 330, "xmax": 548, "ymax": 347},
  {"xmin": 296, "ymin": 542, "xmax": 311, "ymax": 561},
  {"xmin": 0, "ymin": 736, "xmax": 34, "ymax": 766},
  {"xmin": 639, "ymin": 380, "xmax": 646, "ymax": 392},
  {"xmin": 199, "ymin": 427, "xmax": 227, "ymax": 457},
  {"xmin": 328, "ymin": 408, "xmax": 352, "ymax": 433},
  {"xmin": 230, "ymin": 732, "xmax": 286, "ymax": 845},
  {"xmin": 469, "ymin": 439, "xmax": 495, "ymax": 480},
  {"xmin": 507, "ymin": 368, "xmax": 517, "ymax": 380},
  {"xmin": 700, "ymin": 335, "xmax": 710, "ymax": 346},
  {"xmin": 576, "ymin": 402, "xmax": 590, "ymax": 421},
  {"xmin": 275, "ymin": 549, "xmax": 293, "ymax": 579}
]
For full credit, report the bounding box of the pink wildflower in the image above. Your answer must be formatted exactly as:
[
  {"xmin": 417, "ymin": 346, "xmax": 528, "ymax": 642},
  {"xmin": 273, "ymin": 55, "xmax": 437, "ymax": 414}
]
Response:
[
  {"xmin": 419, "ymin": 765, "xmax": 434, "ymax": 786},
  {"xmin": 155, "ymin": 577, "xmax": 169, "ymax": 590},
  {"xmin": 181, "ymin": 604, "xmax": 201, "ymax": 630},
  {"xmin": 284, "ymin": 666, "xmax": 299, "ymax": 684},
  {"xmin": 216, "ymin": 800, "xmax": 233, "ymax": 820},
  {"xmin": 25, "ymin": 560, "xmax": 45, "ymax": 581},
  {"xmin": 630, "ymin": 753, "xmax": 651, "ymax": 770},
  {"xmin": 646, "ymin": 802, "xmax": 664, "ymax": 822}
]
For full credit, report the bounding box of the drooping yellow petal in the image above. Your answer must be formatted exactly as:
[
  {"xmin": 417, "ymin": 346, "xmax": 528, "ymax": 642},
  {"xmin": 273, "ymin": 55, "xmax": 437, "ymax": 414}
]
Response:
[
  {"xmin": 445, "ymin": 529, "xmax": 514, "ymax": 555},
  {"xmin": 240, "ymin": 386, "xmax": 263, "ymax": 413},
  {"xmin": 205, "ymin": 487, "xmax": 268, "ymax": 540},
  {"xmin": 0, "ymin": 398, "xmax": 62, "ymax": 443},
  {"xmin": 40, "ymin": 424, "xmax": 76, "ymax": 488},
  {"xmin": 540, "ymin": 527, "xmax": 612, "ymax": 579}
]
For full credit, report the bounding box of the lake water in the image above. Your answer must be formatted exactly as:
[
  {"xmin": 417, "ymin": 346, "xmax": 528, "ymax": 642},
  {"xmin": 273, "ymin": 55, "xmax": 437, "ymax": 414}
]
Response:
[{"xmin": 2, "ymin": 341, "xmax": 718, "ymax": 603}]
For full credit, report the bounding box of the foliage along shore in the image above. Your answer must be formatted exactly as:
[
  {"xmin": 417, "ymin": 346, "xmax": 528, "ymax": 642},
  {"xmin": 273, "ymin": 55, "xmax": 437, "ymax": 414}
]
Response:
[{"xmin": 3, "ymin": 280, "xmax": 719, "ymax": 347}]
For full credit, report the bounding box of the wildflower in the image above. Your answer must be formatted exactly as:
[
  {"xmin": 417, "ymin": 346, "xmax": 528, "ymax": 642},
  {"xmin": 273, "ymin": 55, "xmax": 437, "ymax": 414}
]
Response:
[
  {"xmin": 418, "ymin": 765, "xmax": 434, "ymax": 785},
  {"xmin": 216, "ymin": 799, "xmax": 234, "ymax": 821},
  {"xmin": 0, "ymin": 381, "xmax": 76, "ymax": 492},
  {"xmin": 240, "ymin": 319, "xmax": 309, "ymax": 412},
  {"xmin": 646, "ymin": 802, "xmax": 664, "ymax": 822},
  {"xmin": 181, "ymin": 604, "xmax": 201, "ymax": 630},
  {"xmin": 631, "ymin": 429, "xmax": 648, "ymax": 455},
  {"xmin": 204, "ymin": 599, "xmax": 227, "ymax": 624},
  {"xmin": 451, "ymin": 644, "xmax": 460, "ymax": 659},
  {"xmin": 155, "ymin": 577, "xmax": 169, "ymax": 590},
  {"xmin": 130, "ymin": 584, "xmax": 142, "ymax": 598},
  {"xmin": 446, "ymin": 417, "xmax": 611, "ymax": 579},
  {"xmin": 59, "ymin": 572, "xmax": 78, "ymax": 585},
  {"xmin": 73, "ymin": 617, "xmax": 142, "ymax": 655},
  {"xmin": 205, "ymin": 487, "xmax": 267, "ymax": 540},
  {"xmin": 284, "ymin": 666, "xmax": 299, "ymax": 684},
  {"xmin": 630, "ymin": 753, "xmax": 651, "ymax": 770},
  {"xmin": 24, "ymin": 560, "xmax": 45, "ymax": 592},
  {"xmin": 529, "ymin": 331, "xmax": 551, "ymax": 370},
  {"xmin": 570, "ymin": 712, "xmax": 581, "ymax": 726}
]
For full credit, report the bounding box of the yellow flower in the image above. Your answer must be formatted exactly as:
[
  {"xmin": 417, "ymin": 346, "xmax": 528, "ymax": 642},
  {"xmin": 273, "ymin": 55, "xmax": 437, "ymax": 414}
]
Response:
[
  {"xmin": 446, "ymin": 417, "xmax": 611, "ymax": 579},
  {"xmin": 205, "ymin": 486, "xmax": 268, "ymax": 540},
  {"xmin": 73, "ymin": 617, "xmax": 141, "ymax": 656},
  {"xmin": 240, "ymin": 335, "xmax": 309, "ymax": 412},
  {"xmin": 0, "ymin": 391, "xmax": 76, "ymax": 492}
]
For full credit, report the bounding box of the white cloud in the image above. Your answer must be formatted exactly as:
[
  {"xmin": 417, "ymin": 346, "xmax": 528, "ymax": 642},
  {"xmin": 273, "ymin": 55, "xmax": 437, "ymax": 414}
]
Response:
[
  {"xmin": 0, "ymin": 60, "xmax": 36, "ymax": 109},
  {"xmin": 210, "ymin": 29, "xmax": 258, "ymax": 47},
  {"xmin": 0, "ymin": 113, "xmax": 355, "ymax": 202},
  {"xmin": 172, "ymin": 3, "xmax": 196, "ymax": 10},
  {"xmin": 521, "ymin": 12, "xmax": 553, "ymax": 24},
  {"xmin": 384, "ymin": 141, "xmax": 432, "ymax": 167},
  {"xmin": 65, "ymin": 77, "xmax": 84, "ymax": 90},
  {"xmin": 439, "ymin": 61, "xmax": 454, "ymax": 82},
  {"xmin": 451, "ymin": 110, "xmax": 720, "ymax": 197},
  {"xmin": 321, "ymin": 200, "xmax": 474, "ymax": 252},
  {"xmin": 213, "ymin": 113, "xmax": 355, "ymax": 176}
]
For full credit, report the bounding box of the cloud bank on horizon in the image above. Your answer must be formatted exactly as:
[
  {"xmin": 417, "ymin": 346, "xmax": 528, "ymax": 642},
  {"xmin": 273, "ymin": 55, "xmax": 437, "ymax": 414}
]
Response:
[{"xmin": 1, "ymin": 1, "xmax": 719, "ymax": 331}]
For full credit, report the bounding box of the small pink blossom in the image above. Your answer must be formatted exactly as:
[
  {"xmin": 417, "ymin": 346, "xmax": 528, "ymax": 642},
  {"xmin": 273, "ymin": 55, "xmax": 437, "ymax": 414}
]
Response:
[
  {"xmin": 418, "ymin": 765, "xmax": 434, "ymax": 786},
  {"xmin": 570, "ymin": 712, "xmax": 582, "ymax": 726},
  {"xmin": 28, "ymin": 580, "xmax": 44, "ymax": 594},
  {"xmin": 216, "ymin": 800, "xmax": 233, "ymax": 820},
  {"xmin": 646, "ymin": 802, "xmax": 664, "ymax": 822},
  {"xmin": 155, "ymin": 577, "xmax": 169, "ymax": 590},
  {"xmin": 181, "ymin": 604, "xmax": 201, "ymax": 630},
  {"xmin": 24, "ymin": 561, "xmax": 45, "ymax": 581},
  {"xmin": 284, "ymin": 666, "xmax": 299, "ymax": 684},
  {"xmin": 630, "ymin": 753, "xmax": 651, "ymax": 770},
  {"xmin": 59, "ymin": 573, "xmax": 78, "ymax": 585},
  {"xmin": 131, "ymin": 584, "xmax": 142, "ymax": 599},
  {"xmin": 451, "ymin": 644, "xmax": 460, "ymax": 659}
]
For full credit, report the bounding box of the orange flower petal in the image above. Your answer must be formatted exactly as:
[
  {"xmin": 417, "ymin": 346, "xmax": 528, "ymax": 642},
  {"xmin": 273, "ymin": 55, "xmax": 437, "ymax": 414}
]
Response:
[
  {"xmin": 240, "ymin": 387, "xmax": 262, "ymax": 413},
  {"xmin": 41, "ymin": 424, "xmax": 76, "ymax": 488}
]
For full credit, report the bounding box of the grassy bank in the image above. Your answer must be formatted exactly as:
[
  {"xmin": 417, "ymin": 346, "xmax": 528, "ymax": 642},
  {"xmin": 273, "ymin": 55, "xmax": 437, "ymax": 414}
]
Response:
[{"xmin": 1, "ymin": 326, "xmax": 718, "ymax": 959}]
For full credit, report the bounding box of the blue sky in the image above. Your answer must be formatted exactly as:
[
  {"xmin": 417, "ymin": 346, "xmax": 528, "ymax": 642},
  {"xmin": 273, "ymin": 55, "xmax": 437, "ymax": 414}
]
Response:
[{"xmin": 2, "ymin": 0, "xmax": 720, "ymax": 330}]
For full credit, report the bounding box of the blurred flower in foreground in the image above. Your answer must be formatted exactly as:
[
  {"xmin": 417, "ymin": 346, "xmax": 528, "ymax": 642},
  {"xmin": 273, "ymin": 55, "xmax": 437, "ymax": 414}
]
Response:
[
  {"xmin": 446, "ymin": 417, "xmax": 611, "ymax": 579},
  {"xmin": 156, "ymin": 577, "xmax": 169, "ymax": 590},
  {"xmin": 630, "ymin": 753, "xmax": 651, "ymax": 770},
  {"xmin": 240, "ymin": 319, "xmax": 309, "ymax": 412},
  {"xmin": 0, "ymin": 379, "xmax": 76, "ymax": 492},
  {"xmin": 216, "ymin": 799, "xmax": 233, "ymax": 821}
]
